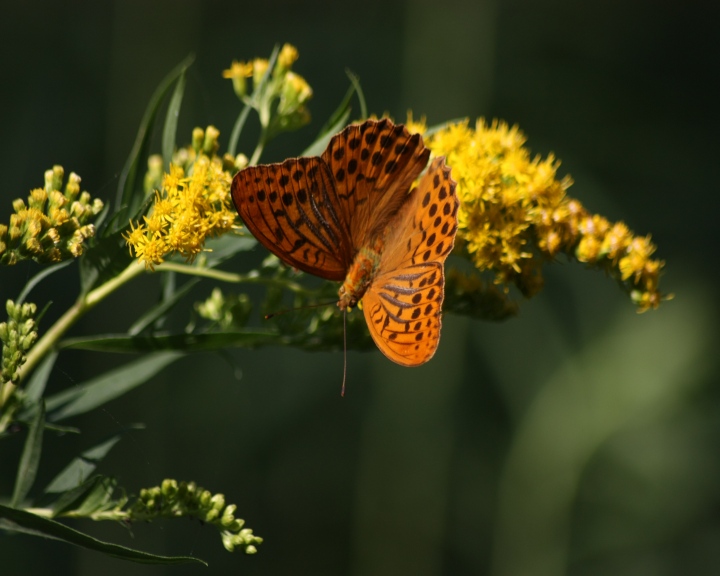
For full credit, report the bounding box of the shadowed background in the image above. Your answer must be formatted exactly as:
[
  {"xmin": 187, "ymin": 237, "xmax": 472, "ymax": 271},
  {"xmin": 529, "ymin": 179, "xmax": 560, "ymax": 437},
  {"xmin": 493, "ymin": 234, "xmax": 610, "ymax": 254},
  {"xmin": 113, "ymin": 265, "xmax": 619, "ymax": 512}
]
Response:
[{"xmin": 1, "ymin": 1, "xmax": 719, "ymax": 575}]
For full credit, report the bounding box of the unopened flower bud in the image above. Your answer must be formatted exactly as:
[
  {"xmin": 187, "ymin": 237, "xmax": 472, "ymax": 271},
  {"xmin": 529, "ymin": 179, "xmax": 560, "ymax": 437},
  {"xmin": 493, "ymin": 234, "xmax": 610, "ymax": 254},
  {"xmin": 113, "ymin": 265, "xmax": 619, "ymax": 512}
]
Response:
[
  {"xmin": 192, "ymin": 128, "xmax": 205, "ymax": 153},
  {"xmin": 210, "ymin": 493, "xmax": 226, "ymax": 511}
]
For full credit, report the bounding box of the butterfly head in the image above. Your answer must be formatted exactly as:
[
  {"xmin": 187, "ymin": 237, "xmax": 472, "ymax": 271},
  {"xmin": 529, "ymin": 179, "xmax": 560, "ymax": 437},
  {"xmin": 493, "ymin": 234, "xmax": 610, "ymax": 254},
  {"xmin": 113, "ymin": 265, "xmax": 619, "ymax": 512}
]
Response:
[{"xmin": 337, "ymin": 284, "xmax": 359, "ymax": 311}]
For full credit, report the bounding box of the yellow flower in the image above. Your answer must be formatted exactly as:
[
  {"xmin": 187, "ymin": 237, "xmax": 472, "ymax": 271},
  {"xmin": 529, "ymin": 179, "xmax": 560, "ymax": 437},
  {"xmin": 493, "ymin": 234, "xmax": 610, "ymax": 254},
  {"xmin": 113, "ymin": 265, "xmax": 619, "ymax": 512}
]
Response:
[
  {"xmin": 405, "ymin": 112, "xmax": 427, "ymax": 136},
  {"xmin": 252, "ymin": 58, "xmax": 269, "ymax": 87},
  {"xmin": 222, "ymin": 60, "xmax": 254, "ymax": 80},
  {"xmin": 277, "ymin": 43, "xmax": 299, "ymax": 70},
  {"xmin": 426, "ymin": 118, "xmax": 667, "ymax": 310},
  {"xmin": 223, "ymin": 60, "xmax": 254, "ymax": 98},
  {"xmin": 125, "ymin": 148, "xmax": 236, "ymax": 269}
]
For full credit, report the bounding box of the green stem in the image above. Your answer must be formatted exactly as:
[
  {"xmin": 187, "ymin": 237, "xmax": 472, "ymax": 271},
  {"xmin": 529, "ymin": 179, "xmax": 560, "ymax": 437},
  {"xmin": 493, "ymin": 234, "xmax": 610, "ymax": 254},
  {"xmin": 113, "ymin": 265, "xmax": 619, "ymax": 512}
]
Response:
[
  {"xmin": 24, "ymin": 507, "xmax": 129, "ymax": 522},
  {"xmin": 17, "ymin": 261, "xmax": 145, "ymax": 384},
  {"xmin": 156, "ymin": 261, "xmax": 308, "ymax": 293},
  {"xmin": 249, "ymin": 128, "xmax": 267, "ymax": 166}
]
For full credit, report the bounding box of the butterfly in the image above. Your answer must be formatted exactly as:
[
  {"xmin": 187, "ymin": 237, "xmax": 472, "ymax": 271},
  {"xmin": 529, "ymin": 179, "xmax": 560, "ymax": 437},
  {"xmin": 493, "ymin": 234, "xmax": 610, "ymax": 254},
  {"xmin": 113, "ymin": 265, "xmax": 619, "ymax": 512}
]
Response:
[{"xmin": 231, "ymin": 118, "xmax": 458, "ymax": 367}]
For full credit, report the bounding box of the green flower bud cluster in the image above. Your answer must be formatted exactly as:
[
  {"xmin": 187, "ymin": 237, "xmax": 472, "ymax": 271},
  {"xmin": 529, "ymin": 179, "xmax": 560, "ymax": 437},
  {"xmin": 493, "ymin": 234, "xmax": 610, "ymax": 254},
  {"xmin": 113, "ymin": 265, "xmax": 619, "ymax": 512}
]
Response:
[
  {"xmin": 0, "ymin": 300, "xmax": 38, "ymax": 385},
  {"xmin": 196, "ymin": 288, "xmax": 252, "ymax": 330},
  {"xmin": 129, "ymin": 479, "xmax": 262, "ymax": 554},
  {"xmin": 167, "ymin": 126, "xmax": 242, "ymax": 178},
  {"xmin": 0, "ymin": 166, "xmax": 103, "ymax": 265}
]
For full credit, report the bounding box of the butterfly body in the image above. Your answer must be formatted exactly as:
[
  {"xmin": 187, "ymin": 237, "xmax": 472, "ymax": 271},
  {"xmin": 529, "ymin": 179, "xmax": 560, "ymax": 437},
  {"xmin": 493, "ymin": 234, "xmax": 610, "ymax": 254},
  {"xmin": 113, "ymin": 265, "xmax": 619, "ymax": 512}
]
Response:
[
  {"xmin": 338, "ymin": 237, "xmax": 383, "ymax": 309},
  {"xmin": 232, "ymin": 119, "xmax": 458, "ymax": 366}
]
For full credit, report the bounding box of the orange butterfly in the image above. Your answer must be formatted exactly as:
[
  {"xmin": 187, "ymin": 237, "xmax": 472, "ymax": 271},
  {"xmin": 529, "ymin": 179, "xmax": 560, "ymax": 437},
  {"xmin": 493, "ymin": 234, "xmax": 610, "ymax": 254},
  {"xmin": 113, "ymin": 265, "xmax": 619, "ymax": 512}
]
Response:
[{"xmin": 231, "ymin": 119, "xmax": 458, "ymax": 366}]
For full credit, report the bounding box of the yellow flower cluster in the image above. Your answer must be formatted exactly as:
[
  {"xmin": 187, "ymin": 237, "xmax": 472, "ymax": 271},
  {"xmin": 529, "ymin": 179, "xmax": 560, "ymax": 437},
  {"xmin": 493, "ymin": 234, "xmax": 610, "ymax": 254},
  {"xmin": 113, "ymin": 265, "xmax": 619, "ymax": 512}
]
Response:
[
  {"xmin": 124, "ymin": 139, "xmax": 236, "ymax": 269},
  {"xmin": 223, "ymin": 43, "xmax": 312, "ymax": 134},
  {"xmin": 424, "ymin": 119, "xmax": 666, "ymax": 312},
  {"xmin": 0, "ymin": 166, "xmax": 103, "ymax": 265}
]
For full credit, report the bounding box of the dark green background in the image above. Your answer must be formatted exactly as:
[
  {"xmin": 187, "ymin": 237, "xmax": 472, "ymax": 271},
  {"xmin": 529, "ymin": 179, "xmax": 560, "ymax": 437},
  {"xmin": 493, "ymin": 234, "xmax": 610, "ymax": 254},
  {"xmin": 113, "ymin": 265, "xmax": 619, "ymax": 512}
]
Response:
[{"xmin": 1, "ymin": 1, "xmax": 718, "ymax": 575}]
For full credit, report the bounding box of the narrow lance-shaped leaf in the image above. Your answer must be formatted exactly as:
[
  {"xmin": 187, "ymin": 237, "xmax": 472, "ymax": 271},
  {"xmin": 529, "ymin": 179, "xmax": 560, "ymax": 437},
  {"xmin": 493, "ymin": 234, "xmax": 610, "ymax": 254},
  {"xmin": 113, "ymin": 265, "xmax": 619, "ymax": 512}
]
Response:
[
  {"xmin": 17, "ymin": 261, "xmax": 73, "ymax": 305},
  {"xmin": 113, "ymin": 54, "xmax": 195, "ymax": 234},
  {"xmin": 162, "ymin": 67, "xmax": 186, "ymax": 170},
  {"xmin": 301, "ymin": 70, "xmax": 364, "ymax": 157},
  {"xmin": 11, "ymin": 402, "xmax": 46, "ymax": 507},
  {"xmin": 45, "ymin": 352, "xmax": 183, "ymax": 422},
  {"xmin": 23, "ymin": 351, "xmax": 58, "ymax": 406},
  {"xmin": 0, "ymin": 504, "xmax": 205, "ymax": 566},
  {"xmin": 129, "ymin": 278, "xmax": 200, "ymax": 336},
  {"xmin": 45, "ymin": 433, "xmax": 127, "ymax": 494},
  {"xmin": 60, "ymin": 332, "xmax": 289, "ymax": 354},
  {"xmin": 45, "ymin": 475, "xmax": 113, "ymax": 518}
]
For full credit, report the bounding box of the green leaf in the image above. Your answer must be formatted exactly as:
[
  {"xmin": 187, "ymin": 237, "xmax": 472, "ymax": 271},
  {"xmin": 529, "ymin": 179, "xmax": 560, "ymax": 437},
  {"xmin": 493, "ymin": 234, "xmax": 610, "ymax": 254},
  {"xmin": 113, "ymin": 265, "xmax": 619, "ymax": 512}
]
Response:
[
  {"xmin": 128, "ymin": 278, "xmax": 200, "ymax": 336},
  {"xmin": 47, "ymin": 475, "xmax": 117, "ymax": 518},
  {"xmin": 0, "ymin": 504, "xmax": 205, "ymax": 565},
  {"xmin": 314, "ymin": 75, "xmax": 356, "ymax": 137},
  {"xmin": 201, "ymin": 234, "xmax": 257, "ymax": 265},
  {"xmin": 302, "ymin": 109, "xmax": 351, "ymax": 157},
  {"xmin": 43, "ymin": 423, "xmax": 80, "ymax": 435},
  {"xmin": 162, "ymin": 68, "xmax": 187, "ymax": 169},
  {"xmin": 127, "ymin": 235, "xmax": 257, "ymax": 335},
  {"xmin": 113, "ymin": 54, "xmax": 195, "ymax": 235},
  {"xmin": 64, "ymin": 476, "xmax": 118, "ymax": 517},
  {"xmin": 16, "ymin": 261, "xmax": 73, "ymax": 305},
  {"xmin": 45, "ymin": 434, "xmax": 126, "ymax": 494},
  {"xmin": 60, "ymin": 331, "xmax": 288, "ymax": 353},
  {"xmin": 301, "ymin": 70, "xmax": 364, "ymax": 157},
  {"xmin": 45, "ymin": 352, "xmax": 183, "ymax": 422},
  {"xmin": 11, "ymin": 402, "xmax": 45, "ymax": 507},
  {"xmin": 23, "ymin": 351, "xmax": 58, "ymax": 405}
]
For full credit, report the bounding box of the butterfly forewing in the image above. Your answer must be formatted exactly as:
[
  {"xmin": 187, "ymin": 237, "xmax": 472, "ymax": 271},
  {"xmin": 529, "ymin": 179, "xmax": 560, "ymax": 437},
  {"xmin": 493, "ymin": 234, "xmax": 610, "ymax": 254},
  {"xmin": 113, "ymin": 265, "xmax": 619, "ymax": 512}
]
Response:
[
  {"xmin": 232, "ymin": 156, "xmax": 352, "ymax": 280},
  {"xmin": 321, "ymin": 119, "xmax": 431, "ymax": 249},
  {"xmin": 362, "ymin": 263, "xmax": 445, "ymax": 366},
  {"xmin": 379, "ymin": 156, "xmax": 459, "ymax": 272}
]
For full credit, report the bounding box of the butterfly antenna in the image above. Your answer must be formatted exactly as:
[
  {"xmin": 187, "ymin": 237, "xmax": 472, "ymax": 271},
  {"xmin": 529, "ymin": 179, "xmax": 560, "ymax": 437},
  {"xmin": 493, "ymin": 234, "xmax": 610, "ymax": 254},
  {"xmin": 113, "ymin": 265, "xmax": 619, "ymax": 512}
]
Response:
[
  {"xmin": 264, "ymin": 300, "xmax": 336, "ymax": 320},
  {"xmin": 341, "ymin": 310, "xmax": 347, "ymax": 397}
]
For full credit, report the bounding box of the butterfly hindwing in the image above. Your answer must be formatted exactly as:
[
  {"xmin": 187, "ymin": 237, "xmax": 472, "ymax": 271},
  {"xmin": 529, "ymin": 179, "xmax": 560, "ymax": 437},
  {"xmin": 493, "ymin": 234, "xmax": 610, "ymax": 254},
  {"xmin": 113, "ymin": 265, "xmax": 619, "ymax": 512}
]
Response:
[
  {"xmin": 232, "ymin": 156, "xmax": 352, "ymax": 280},
  {"xmin": 360, "ymin": 156, "xmax": 458, "ymax": 366},
  {"xmin": 362, "ymin": 262, "xmax": 444, "ymax": 366},
  {"xmin": 321, "ymin": 119, "xmax": 431, "ymax": 250}
]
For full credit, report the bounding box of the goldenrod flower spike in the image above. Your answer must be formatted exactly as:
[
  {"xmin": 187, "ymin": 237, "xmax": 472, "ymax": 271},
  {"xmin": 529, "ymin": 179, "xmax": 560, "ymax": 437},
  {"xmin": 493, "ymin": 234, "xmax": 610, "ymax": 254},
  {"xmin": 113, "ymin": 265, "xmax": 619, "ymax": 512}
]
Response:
[
  {"xmin": 222, "ymin": 44, "xmax": 312, "ymax": 142},
  {"xmin": 424, "ymin": 118, "xmax": 667, "ymax": 312},
  {"xmin": 125, "ymin": 130, "xmax": 236, "ymax": 270}
]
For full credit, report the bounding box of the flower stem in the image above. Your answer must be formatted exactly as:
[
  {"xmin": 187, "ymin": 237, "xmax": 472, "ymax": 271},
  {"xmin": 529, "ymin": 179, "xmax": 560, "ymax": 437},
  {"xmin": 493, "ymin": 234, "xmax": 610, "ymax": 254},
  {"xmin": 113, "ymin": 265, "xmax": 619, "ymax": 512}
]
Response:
[
  {"xmin": 249, "ymin": 129, "xmax": 267, "ymax": 166},
  {"xmin": 17, "ymin": 261, "xmax": 145, "ymax": 384},
  {"xmin": 156, "ymin": 261, "xmax": 307, "ymax": 293}
]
